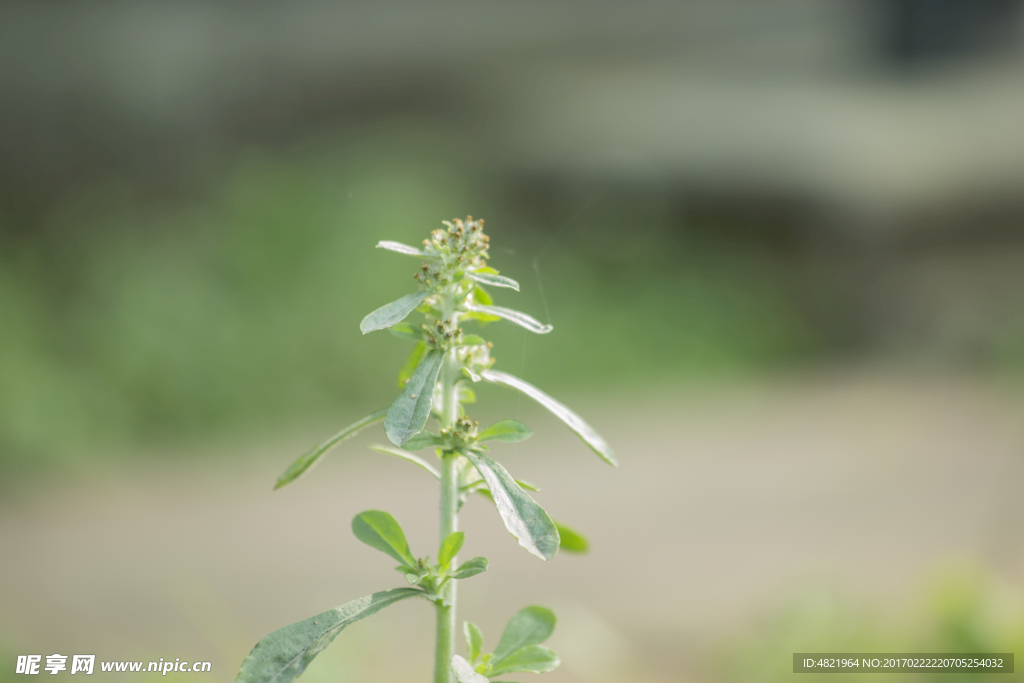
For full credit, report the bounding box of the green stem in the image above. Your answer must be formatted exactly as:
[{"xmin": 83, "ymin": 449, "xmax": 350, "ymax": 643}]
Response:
[{"xmin": 434, "ymin": 351, "xmax": 459, "ymax": 683}]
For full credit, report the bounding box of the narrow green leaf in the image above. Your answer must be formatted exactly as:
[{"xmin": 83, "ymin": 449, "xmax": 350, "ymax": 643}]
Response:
[
  {"xmin": 466, "ymin": 271, "xmax": 520, "ymax": 291},
  {"xmin": 464, "ymin": 303, "xmax": 552, "ymax": 334},
  {"xmin": 464, "ymin": 622, "xmax": 483, "ymax": 664},
  {"xmin": 463, "ymin": 310, "xmax": 501, "ymax": 323},
  {"xmin": 459, "ymin": 335, "xmax": 486, "ymax": 346},
  {"xmin": 368, "ymin": 444, "xmax": 440, "ymax": 479},
  {"xmin": 493, "ymin": 606, "xmax": 556, "ymax": 663},
  {"xmin": 397, "ymin": 342, "xmax": 426, "ymax": 388},
  {"xmin": 351, "ymin": 510, "xmax": 416, "ymax": 568},
  {"xmin": 274, "ymin": 408, "xmax": 388, "ymax": 489},
  {"xmin": 388, "ymin": 323, "xmax": 421, "ymax": 340},
  {"xmin": 401, "ymin": 430, "xmax": 445, "ymax": 451},
  {"xmin": 385, "ymin": 349, "xmax": 444, "ymax": 446},
  {"xmin": 437, "ymin": 531, "xmax": 465, "ymax": 569},
  {"xmin": 450, "ymin": 556, "xmax": 489, "ymax": 579},
  {"xmin": 462, "ymin": 450, "xmax": 559, "ymax": 561},
  {"xmin": 416, "ymin": 302, "xmax": 443, "ymax": 317},
  {"xmin": 481, "ymin": 370, "xmax": 617, "ymax": 466},
  {"xmin": 235, "ymin": 588, "xmax": 424, "ymax": 683},
  {"xmin": 477, "ymin": 419, "xmax": 532, "ymax": 443},
  {"xmin": 360, "ymin": 291, "xmax": 429, "ymax": 334},
  {"xmin": 515, "ymin": 479, "xmax": 540, "ymax": 492},
  {"xmin": 472, "ymin": 284, "xmax": 493, "ymax": 306},
  {"xmin": 376, "ymin": 240, "xmax": 427, "ymax": 256},
  {"xmin": 451, "ymin": 655, "xmax": 488, "ymax": 683},
  {"xmin": 489, "ymin": 646, "xmax": 560, "ymax": 676},
  {"xmin": 554, "ymin": 521, "xmax": 589, "ymax": 553}
]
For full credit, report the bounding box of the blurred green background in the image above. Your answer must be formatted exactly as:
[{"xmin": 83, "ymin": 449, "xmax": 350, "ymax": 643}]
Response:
[
  {"xmin": 3, "ymin": 2, "xmax": 1024, "ymax": 682},
  {"xmin": 0, "ymin": 129, "xmax": 827, "ymax": 474}
]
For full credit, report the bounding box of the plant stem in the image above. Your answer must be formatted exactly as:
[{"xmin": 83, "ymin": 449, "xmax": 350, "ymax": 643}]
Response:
[{"xmin": 434, "ymin": 350, "xmax": 459, "ymax": 683}]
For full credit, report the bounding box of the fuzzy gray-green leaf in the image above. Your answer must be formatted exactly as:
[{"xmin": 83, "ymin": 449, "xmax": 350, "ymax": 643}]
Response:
[
  {"xmin": 376, "ymin": 240, "xmax": 427, "ymax": 256},
  {"xmin": 360, "ymin": 291, "xmax": 429, "ymax": 334},
  {"xmin": 464, "ymin": 302, "xmax": 552, "ymax": 334},
  {"xmin": 481, "ymin": 369, "xmax": 617, "ymax": 466},
  {"xmin": 466, "ymin": 271, "xmax": 520, "ymax": 291},
  {"xmin": 351, "ymin": 510, "xmax": 416, "ymax": 568},
  {"xmin": 437, "ymin": 531, "xmax": 464, "ymax": 570},
  {"xmin": 477, "ymin": 419, "xmax": 532, "ymax": 443},
  {"xmin": 493, "ymin": 606, "xmax": 556, "ymax": 663},
  {"xmin": 274, "ymin": 408, "xmax": 388, "ymax": 489},
  {"xmin": 451, "ymin": 655, "xmax": 488, "ymax": 683},
  {"xmin": 234, "ymin": 588, "xmax": 424, "ymax": 683},
  {"xmin": 464, "ymin": 622, "xmax": 483, "ymax": 664},
  {"xmin": 489, "ymin": 646, "xmax": 560, "ymax": 676},
  {"xmin": 385, "ymin": 349, "xmax": 443, "ymax": 446},
  {"xmin": 450, "ymin": 556, "xmax": 488, "ymax": 579},
  {"xmin": 462, "ymin": 451, "xmax": 559, "ymax": 561}
]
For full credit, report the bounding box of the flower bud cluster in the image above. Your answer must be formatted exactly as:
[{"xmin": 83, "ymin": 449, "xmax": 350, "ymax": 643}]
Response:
[
  {"xmin": 439, "ymin": 415, "xmax": 479, "ymax": 450},
  {"xmin": 456, "ymin": 342, "xmax": 495, "ymax": 378},
  {"xmin": 420, "ymin": 319, "xmax": 464, "ymax": 352},
  {"xmin": 413, "ymin": 216, "xmax": 490, "ymax": 292}
]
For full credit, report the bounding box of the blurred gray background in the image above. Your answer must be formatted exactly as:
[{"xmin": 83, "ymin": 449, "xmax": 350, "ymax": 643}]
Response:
[{"xmin": 3, "ymin": 2, "xmax": 1024, "ymax": 682}]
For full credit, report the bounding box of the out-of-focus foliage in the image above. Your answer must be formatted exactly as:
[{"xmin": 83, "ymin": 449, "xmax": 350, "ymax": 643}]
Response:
[
  {"xmin": 716, "ymin": 563, "xmax": 1024, "ymax": 683},
  {"xmin": 0, "ymin": 129, "xmax": 826, "ymax": 472}
]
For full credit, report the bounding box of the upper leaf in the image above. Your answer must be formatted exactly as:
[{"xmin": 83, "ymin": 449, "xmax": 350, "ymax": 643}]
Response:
[
  {"xmin": 235, "ymin": 588, "xmax": 424, "ymax": 683},
  {"xmin": 493, "ymin": 606, "xmax": 556, "ymax": 663},
  {"xmin": 376, "ymin": 240, "xmax": 427, "ymax": 256},
  {"xmin": 477, "ymin": 419, "xmax": 532, "ymax": 443},
  {"xmin": 489, "ymin": 646, "xmax": 560, "ymax": 677},
  {"xmin": 464, "ymin": 622, "xmax": 484, "ymax": 664},
  {"xmin": 464, "ymin": 302, "xmax": 552, "ymax": 334},
  {"xmin": 465, "ymin": 271, "xmax": 520, "ymax": 291},
  {"xmin": 481, "ymin": 369, "xmax": 617, "ymax": 466},
  {"xmin": 437, "ymin": 531, "xmax": 465, "ymax": 570},
  {"xmin": 360, "ymin": 291, "xmax": 429, "ymax": 334},
  {"xmin": 450, "ymin": 556, "xmax": 489, "ymax": 580},
  {"xmin": 274, "ymin": 408, "xmax": 388, "ymax": 489},
  {"xmin": 462, "ymin": 450, "xmax": 559, "ymax": 561},
  {"xmin": 385, "ymin": 349, "xmax": 444, "ymax": 446},
  {"xmin": 451, "ymin": 655, "xmax": 488, "ymax": 683},
  {"xmin": 351, "ymin": 510, "xmax": 416, "ymax": 568}
]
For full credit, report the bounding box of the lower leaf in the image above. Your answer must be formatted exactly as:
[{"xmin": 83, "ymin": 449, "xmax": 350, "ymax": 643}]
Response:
[
  {"xmin": 462, "ymin": 450, "xmax": 559, "ymax": 561},
  {"xmin": 234, "ymin": 588, "xmax": 425, "ymax": 683},
  {"xmin": 553, "ymin": 521, "xmax": 589, "ymax": 553}
]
